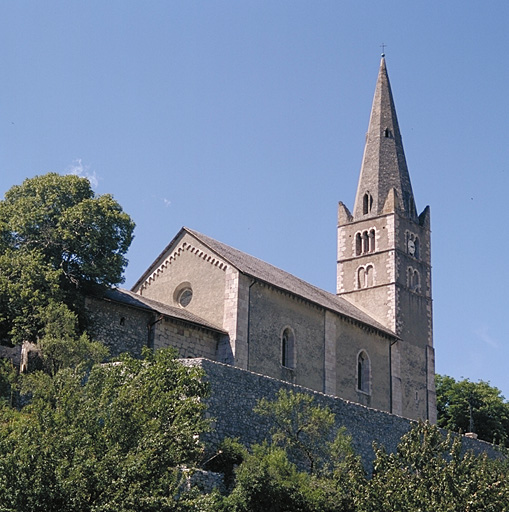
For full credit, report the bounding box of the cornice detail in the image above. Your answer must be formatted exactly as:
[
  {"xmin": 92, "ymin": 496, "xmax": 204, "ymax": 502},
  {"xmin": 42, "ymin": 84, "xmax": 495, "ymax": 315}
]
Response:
[{"xmin": 139, "ymin": 241, "xmax": 228, "ymax": 292}]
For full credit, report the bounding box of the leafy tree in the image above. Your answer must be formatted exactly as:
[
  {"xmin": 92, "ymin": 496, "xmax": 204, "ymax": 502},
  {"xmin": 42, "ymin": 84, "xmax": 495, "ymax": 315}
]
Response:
[
  {"xmin": 254, "ymin": 389, "xmax": 360, "ymax": 476},
  {"xmin": 361, "ymin": 421, "xmax": 509, "ymax": 512},
  {"xmin": 0, "ymin": 173, "xmax": 134, "ymax": 288},
  {"xmin": 0, "ymin": 172, "xmax": 134, "ymax": 345},
  {"xmin": 0, "ymin": 348, "xmax": 211, "ymax": 512},
  {"xmin": 225, "ymin": 390, "xmax": 365, "ymax": 512},
  {"xmin": 436, "ymin": 374, "xmax": 509, "ymax": 446}
]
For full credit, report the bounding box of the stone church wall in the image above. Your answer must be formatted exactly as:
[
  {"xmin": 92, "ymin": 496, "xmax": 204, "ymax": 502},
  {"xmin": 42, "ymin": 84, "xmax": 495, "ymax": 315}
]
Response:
[
  {"xmin": 85, "ymin": 297, "xmax": 220, "ymax": 361},
  {"xmin": 85, "ymin": 296, "xmax": 151, "ymax": 357},
  {"xmin": 138, "ymin": 232, "xmax": 227, "ymax": 328},
  {"xmin": 333, "ymin": 318, "xmax": 391, "ymax": 411},
  {"xmin": 182, "ymin": 358, "xmax": 501, "ymax": 474},
  {"xmin": 247, "ymin": 282, "xmax": 325, "ymax": 391},
  {"xmin": 153, "ymin": 317, "xmax": 220, "ymax": 360}
]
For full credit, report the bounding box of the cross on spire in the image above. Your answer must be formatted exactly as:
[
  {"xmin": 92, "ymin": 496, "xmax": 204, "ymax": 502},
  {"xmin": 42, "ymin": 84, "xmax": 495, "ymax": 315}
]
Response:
[{"xmin": 380, "ymin": 43, "xmax": 387, "ymax": 56}]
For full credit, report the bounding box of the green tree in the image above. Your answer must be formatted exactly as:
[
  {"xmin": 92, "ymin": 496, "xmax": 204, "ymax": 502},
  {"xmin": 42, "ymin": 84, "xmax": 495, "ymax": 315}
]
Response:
[
  {"xmin": 254, "ymin": 389, "xmax": 360, "ymax": 475},
  {"xmin": 362, "ymin": 421, "xmax": 509, "ymax": 512},
  {"xmin": 225, "ymin": 390, "xmax": 365, "ymax": 512},
  {"xmin": 0, "ymin": 348, "xmax": 212, "ymax": 512},
  {"xmin": 0, "ymin": 173, "xmax": 134, "ymax": 345},
  {"xmin": 436, "ymin": 374, "xmax": 509, "ymax": 446}
]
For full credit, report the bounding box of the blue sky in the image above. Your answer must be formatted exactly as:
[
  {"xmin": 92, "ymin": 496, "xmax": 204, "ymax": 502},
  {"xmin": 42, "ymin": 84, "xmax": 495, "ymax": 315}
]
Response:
[{"xmin": 1, "ymin": 2, "xmax": 509, "ymax": 397}]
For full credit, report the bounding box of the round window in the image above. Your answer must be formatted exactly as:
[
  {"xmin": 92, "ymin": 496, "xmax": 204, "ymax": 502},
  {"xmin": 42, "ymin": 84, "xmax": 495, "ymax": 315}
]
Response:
[{"xmin": 178, "ymin": 288, "xmax": 193, "ymax": 308}]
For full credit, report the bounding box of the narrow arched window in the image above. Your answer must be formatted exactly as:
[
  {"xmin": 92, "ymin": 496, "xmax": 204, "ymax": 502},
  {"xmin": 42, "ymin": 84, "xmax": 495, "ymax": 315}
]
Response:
[
  {"xmin": 357, "ymin": 351, "xmax": 370, "ymax": 394},
  {"xmin": 413, "ymin": 270, "xmax": 421, "ymax": 293},
  {"xmin": 362, "ymin": 231, "xmax": 369, "ymax": 253},
  {"xmin": 365, "ymin": 265, "xmax": 374, "ymax": 287},
  {"xmin": 363, "ymin": 192, "xmax": 373, "ymax": 215},
  {"xmin": 281, "ymin": 328, "xmax": 295, "ymax": 369},
  {"xmin": 357, "ymin": 267, "xmax": 365, "ymax": 289},
  {"xmin": 369, "ymin": 229, "xmax": 376, "ymax": 252},
  {"xmin": 355, "ymin": 233, "xmax": 362, "ymax": 256}
]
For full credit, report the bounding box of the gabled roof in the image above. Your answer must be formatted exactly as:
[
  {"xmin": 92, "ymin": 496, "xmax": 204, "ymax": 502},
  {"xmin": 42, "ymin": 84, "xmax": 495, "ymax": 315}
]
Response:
[
  {"xmin": 101, "ymin": 287, "xmax": 227, "ymax": 334},
  {"xmin": 134, "ymin": 227, "xmax": 396, "ymax": 339}
]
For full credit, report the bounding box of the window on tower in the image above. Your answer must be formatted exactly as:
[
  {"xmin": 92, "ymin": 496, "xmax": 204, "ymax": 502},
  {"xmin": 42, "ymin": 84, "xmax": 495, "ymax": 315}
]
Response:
[
  {"xmin": 363, "ymin": 192, "xmax": 373, "ymax": 215},
  {"xmin": 357, "ymin": 264, "xmax": 374, "ymax": 289},
  {"xmin": 407, "ymin": 266, "xmax": 421, "ymax": 293},
  {"xmin": 355, "ymin": 229, "xmax": 376, "ymax": 255}
]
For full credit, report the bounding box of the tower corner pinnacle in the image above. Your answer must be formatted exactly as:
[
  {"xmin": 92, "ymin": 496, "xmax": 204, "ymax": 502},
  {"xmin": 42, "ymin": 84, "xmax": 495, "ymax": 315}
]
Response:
[{"xmin": 338, "ymin": 201, "xmax": 353, "ymax": 225}]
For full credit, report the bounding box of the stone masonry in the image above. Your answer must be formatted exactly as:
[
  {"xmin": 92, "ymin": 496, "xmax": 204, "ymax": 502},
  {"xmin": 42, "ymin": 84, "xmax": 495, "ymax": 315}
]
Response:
[{"xmin": 182, "ymin": 358, "xmax": 501, "ymax": 475}]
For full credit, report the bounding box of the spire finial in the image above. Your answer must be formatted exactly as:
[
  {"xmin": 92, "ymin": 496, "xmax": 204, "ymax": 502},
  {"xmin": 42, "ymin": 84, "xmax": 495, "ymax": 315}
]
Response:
[{"xmin": 380, "ymin": 43, "xmax": 387, "ymax": 57}]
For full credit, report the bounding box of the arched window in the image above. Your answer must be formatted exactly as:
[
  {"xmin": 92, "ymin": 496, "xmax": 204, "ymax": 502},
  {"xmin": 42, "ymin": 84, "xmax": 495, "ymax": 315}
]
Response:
[
  {"xmin": 355, "ymin": 233, "xmax": 362, "ymax": 256},
  {"xmin": 362, "ymin": 231, "xmax": 369, "ymax": 253},
  {"xmin": 363, "ymin": 192, "xmax": 373, "ymax": 215},
  {"xmin": 357, "ymin": 351, "xmax": 370, "ymax": 394},
  {"xmin": 357, "ymin": 266, "xmax": 365, "ymax": 289},
  {"xmin": 355, "ymin": 229, "xmax": 376, "ymax": 255},
  {"xmin": 369, "ymin": 229, "xmax": 376, "ymax": 252},
  {"xmin": 407, "ymin": 266, "xmax": 421, "ymax": 293},
  {"xmin": 413, "ymin": 270, "xmax": 421, "ymax": 293},
  {"xmin": 365, "ymin": 265, "xmax": 374, "ymax": 287},
  {"xmin": 357, "ymin": 264, "xmax": 375, "ymax": 289},
  {"xmin": 281, "ymin": 328, "xmax": 295, "ymax": 369}
]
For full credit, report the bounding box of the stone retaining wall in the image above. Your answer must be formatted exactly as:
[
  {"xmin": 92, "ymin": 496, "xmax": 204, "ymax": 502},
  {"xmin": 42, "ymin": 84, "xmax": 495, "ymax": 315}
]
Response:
[{"xmin": 182, "ymin": 358, "xmax": 502, "ymax": 473}]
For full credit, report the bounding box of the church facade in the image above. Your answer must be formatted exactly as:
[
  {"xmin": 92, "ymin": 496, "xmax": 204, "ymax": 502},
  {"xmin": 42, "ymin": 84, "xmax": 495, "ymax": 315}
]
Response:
[{"xmin": 86, "ymin": 57, "xmax": 436, "ymax": 423}]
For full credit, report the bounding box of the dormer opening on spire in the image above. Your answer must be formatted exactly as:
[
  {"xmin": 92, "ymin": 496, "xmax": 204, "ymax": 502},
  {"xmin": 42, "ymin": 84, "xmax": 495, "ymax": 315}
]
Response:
[{"xmin": 363, "ymin": 192, "xmax": 373, "ymax": 215}]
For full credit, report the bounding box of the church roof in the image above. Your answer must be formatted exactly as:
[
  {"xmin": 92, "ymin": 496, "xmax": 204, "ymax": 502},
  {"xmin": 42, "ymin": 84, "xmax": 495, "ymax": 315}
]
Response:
[
  {"xmin": 182, "ymin": 227, "xmax": 396, "ymax": 338},
  {"xmin": 101, "ymin": 287, "xmax": 227, "ymax": 334},
  {"xmin": 353, "ymin": 56, "xmax": 417, "ymax": 220}
]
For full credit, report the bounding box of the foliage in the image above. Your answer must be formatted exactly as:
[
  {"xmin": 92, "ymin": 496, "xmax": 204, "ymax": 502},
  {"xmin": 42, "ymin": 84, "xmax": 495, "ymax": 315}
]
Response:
[
  {"xmin": 224, "ymin": 391, "xmax": 366, "ymax": 512},
  {"xmin": 0, "ymin": 359, "xmax": 18, "ymax": 406},
  {"xmin": 254, "ymin": 389, "xmax": 358, "ymax": 475},
  {"xmin": 361, "ymin": 421, "xmax": 509, "ymax": 512},
  {"xmin": 0, "ymin": 172, "xmax": 134, "ymax": 345},
  {"xmin": 36, "ymin": 300, "xmax": 109, "ymax": 375},
  {"xmin": 436, "ymin": 373, "xmax": 509, "ymax": 446},
  {"xmin": 0, "ymin": 173, "xmax": 134, "ymax": 288},
  {"xmin": 225, "ymin": 443, "xmax": 312, "ymax": 512},
  {"xmin": 204, "ymin": 438, "xmax": 247, "ymax": 489},
  {"xmin": 0, "ymin": 348, "xmax": 211, "ymax": 511}
]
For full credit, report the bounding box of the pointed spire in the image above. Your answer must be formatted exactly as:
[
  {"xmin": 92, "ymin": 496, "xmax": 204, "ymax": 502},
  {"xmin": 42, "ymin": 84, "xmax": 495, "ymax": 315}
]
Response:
[{"xmin": 353, "ymin": 56, "xmax": 417, "ymax": 220}]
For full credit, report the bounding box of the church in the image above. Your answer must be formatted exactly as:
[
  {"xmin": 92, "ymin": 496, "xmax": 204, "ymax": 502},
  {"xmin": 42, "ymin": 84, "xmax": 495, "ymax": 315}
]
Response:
[{"xmin": 86, "ymin": 56, "xmax": 436, "ymax": 423}]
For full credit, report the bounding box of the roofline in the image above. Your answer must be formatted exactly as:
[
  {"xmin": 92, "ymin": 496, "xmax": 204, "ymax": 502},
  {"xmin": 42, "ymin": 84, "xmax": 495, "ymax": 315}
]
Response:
[
  {"xmin": 242, "ymin": 274, "xmax": 398, "ymax": 340},
  {"xmin": 131, "ymin": 227, "xmax": 397, "ymax": 341},
  {"xmin": 131, "ymin": 227, "xmax": 188, "ymax": 292},
  {"xmin": 99, "ymin": 292, "xmax": 227, "ymax": 336}
]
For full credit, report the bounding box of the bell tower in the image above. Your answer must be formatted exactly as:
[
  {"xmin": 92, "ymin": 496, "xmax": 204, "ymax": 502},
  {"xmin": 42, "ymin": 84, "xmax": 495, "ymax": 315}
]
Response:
[{"xmin": 337, "ymin": 56, "xmax": 436, "ymax": 422}]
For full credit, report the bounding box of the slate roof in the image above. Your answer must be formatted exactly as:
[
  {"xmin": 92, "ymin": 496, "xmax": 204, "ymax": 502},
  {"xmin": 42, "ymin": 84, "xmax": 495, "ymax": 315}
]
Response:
[
  {"xmin": 101, "ymin": 287, "xmax": 227, "ymax": 334},
  {"xmin": 134, "ymin": 226, "xmax": 396, "ymax": 339}
]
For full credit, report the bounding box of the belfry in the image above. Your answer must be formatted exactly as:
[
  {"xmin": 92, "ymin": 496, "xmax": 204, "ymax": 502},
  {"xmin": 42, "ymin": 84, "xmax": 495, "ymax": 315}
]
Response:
[{"xmin": 337, "ymin": 56, "xmax": 436, "ymax": 421}]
